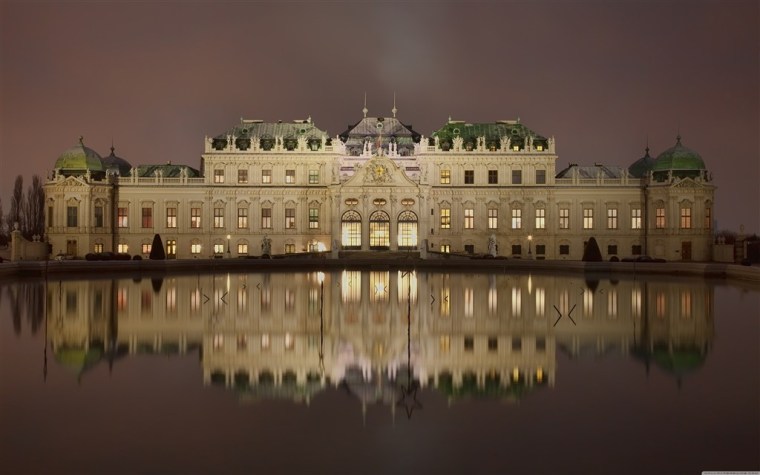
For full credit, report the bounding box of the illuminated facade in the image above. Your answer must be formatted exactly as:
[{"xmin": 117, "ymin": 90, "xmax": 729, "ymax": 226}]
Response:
[{"xmin": 44, "ymin": 108, "xmax": 716, "ymax": 260}]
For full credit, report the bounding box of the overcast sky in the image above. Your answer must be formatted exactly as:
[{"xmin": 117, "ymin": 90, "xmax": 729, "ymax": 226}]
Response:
[{"xmin": 1, "ymin": 0, "xmax": 757, "ymax": 232}]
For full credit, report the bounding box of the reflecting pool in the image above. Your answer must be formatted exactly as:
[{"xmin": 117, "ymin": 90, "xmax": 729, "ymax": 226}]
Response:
[{"xmin": 1, "ymin": 271, "xmax": 758, "ymax": 474}]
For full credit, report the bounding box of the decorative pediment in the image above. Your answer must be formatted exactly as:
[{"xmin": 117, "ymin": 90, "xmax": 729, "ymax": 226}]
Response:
[
  {"xmin": 58, "ymin": 175, "xmax": 89, "ymax": 188},
  {"xmin": 671, "ymin": 177, "xmax": 703, "ymax": 188},
  {"xmin": 342, "ymin": 156, "xmax": 419, "ymax": 189}
]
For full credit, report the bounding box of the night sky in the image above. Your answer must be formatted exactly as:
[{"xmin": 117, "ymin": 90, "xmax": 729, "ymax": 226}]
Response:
[{"xmin": 1, "ymin": 1, "xmax": 757, "ymax": 232}]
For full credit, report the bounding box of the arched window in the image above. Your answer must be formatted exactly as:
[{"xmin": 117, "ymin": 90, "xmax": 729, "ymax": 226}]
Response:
[
  {"xmin": 397, "ymin": 211, "xmax": 418, "ymax": 250},
  {"xmin": 341, "ymin": 210, "xmax": 362, "ymax": 250},
  {"xmin": 369, "ymin": 210, "xmax": 390, "ymax": 250}
]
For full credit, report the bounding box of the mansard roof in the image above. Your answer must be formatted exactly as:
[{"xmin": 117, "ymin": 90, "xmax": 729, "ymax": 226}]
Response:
[
  {"xmin": 431, "ymin": 120, "xmax": 548, "ymax": 148},
  {"xmin": 211, "ymin": 118, "xmax": 328, "ymax": 149},
  {"xmin": 339, "ymin": 116, "xmax": 421, "ymax": 155},
  {"xmin": 555, "ymin": 164, "xmax": 631, "ymax": 179}
]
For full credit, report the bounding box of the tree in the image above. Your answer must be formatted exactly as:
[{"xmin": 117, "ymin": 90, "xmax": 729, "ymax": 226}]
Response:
[
  {"xmin": 149, "ymin": 234, "xmax": 166, "ymax": 260},
  {"xmin": 582, "ymin": 237, "xmax": 603, "ymax": 262},
  {"xmin": 9, "ymin": 175, "xmax": 23, "ymax": 233},
  {"xmin": 23, "ymin": 175, "xmax": 45, "ymax": 239},
  {"xmin": 0, "ymin": 198, "xmax": 7, "ymax": 246}
]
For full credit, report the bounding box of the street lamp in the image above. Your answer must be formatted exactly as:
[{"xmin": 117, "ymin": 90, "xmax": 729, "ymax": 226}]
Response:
[
  {"xmin": 226, "ymin": 234, "xmax": 231, "ymax": 258},
  {"xmin": 528, "ymin": 234, "xmax": 533, "ymax": 258}
]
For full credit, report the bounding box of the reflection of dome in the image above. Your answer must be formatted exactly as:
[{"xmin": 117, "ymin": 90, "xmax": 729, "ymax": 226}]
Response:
[
  {"xmin": 101, "ymin": 145, "xmax": 132, "ymax": 176},
  {"xmin": 652, "ymin": 136, "xmax": 706, "ymax": 179},
  {"xmin": 54, "ymin": 137, "xmax": 104, "ymax": 175},
  {"xmin": 54, "ymin": 346, "xmax": 102, "ymax": 375},
  {"xmin": 628, "ymin": 147, "xmax": 656, "ymax": 178}
]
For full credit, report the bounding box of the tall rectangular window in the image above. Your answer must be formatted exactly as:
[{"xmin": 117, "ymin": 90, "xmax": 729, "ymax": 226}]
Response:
[
  {"xmin": 262, "ymin": 169, "xmax": 272, "ymax": 184},
  {"xmin": 94, "ymin": 206, "xmax": 103, "ymax": 228},
  {"xmin": 631, "ymin": 208, "xmax": 641, "ymax": 229},
  {"xmin": 607, "ymin": 208, "xmax": 618, "ymax": 229},
  {"xmin": 261, "ymin": 208, "xmax": 272, "ymax": 229},
  {"xmin": 464, "ymin": 208, "xmax": 474, "ymax": 229},
  {"xmin": 285, "ymin": 169, "xmax": 295, "ymax": 184},
  {"xmin": 141, "ymin": 243, "xmax": 152, "ymax": 254},
  {"xmin": 488, "ymin": 209, "xmax": 498, "ymax": 229},
  {"xmin": 309, "ymin": 208, "xmax": 319, "ymax": 229},
  {"xmin": 214, "ymin": 207, "xmax": 224, "ymax": 228},
  {"xmin": 536, "ymin": 169, "xmax": 546, "ymax": 184},
  {"xmin": 464, "ymin": 170, "xmax": 474, "ymax": 184},
  {"xmin": 141, "ymin": 207, "xmax": 153, "ymax": 228},
  {"xmin": 535, "ymin": 208, "xmax": 546, "ymax": 229},
  {"xmin": 309, "ymin": 170, "xmax": 319, "ymax": 184},
  {"xmin": 440, "ymin": 208, "xmax": 451, "ymax": 229},
  {"xmin": 166, "ymin": 240, "xmax": 176, "ymax": 257},
  {"xmin": 117, "ymin": 207, "xmax": 128, "ymax": 228},
  {"xmin": 559, "ymin": 207, "xmax": 569, "ymax": 229},
  {"xmin": 680, "ymin": 206, "xmax": 692, "ymax": 229},
  {"xmin": 48, "ymin": 206, "xmax": 54, "ymax": 228},
  {"xmin": 237, "ymin": 169, "xmax": 248, "ymax": 184},
  {"xmin": 488, "ymin": 170, "xmax": 498, "ymax": 184},
  {"xmin": 583, "ymin": 208, "xmax": 594, "ymax": 229},
  {"xmin": 166, "ymin": 207, "xmax": 177, "ymax": 228},
  {"xmin": 285, "ymin": 208, "xmax": 295, "ymax": 229},
  {"xmin": 512, "ymin": 169, "xmax": 522, "ymax": 184},
  {"xmin": 67, "ymin": 206, "xmax": 78, "ymax": 228},
  {"xmin": 238, "ymin": 243, "xmax": 248, "ymax": 255},
  {"xmin": 213, "ymin": 169, "xmax": 224, "ymax": 183},
  {"xmin": 511, "ymin": 209, "xmax": 522, "ymax": 229},
  {"xmin": 705, "ymin": 206, "xmax": 711, "ymax": 229},
  {"xmin": 656, "ymin": 207, "xmax": 666, "ymax": 229},
  {"xmin": 191, "ymin": 242, "xmax": 202, "ymax": 255},
  {"xmin": 285, "ymin": 243, "xmax": 295, "ymax": 254},
  {"xmin": 440, "ymin": 169, "xmax": 451, "ymax": 184},
  {"xmin": 237, "ymin": 207, "xmax": 248, "ymax": 229},
  {"xmin": 190, "ymin": 208, "xmax": 201, "ymax": 228}
]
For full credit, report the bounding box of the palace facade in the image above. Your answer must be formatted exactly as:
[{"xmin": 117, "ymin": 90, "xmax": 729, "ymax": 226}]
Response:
[{"xmin": 44, "ymin": 108, "xmax": 715, "ymax": 260}]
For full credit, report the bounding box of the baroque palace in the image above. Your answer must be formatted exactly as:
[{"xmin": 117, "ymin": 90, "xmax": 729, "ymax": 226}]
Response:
[{"xmin": 44, "ymin": 106, "xmax": 715, "ymax": 260}]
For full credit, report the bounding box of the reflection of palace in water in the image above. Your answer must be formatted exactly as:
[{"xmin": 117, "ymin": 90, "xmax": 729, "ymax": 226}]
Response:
[{"xmin": 46, "ymin": 271, "xmax": 714, "ymax": 408}]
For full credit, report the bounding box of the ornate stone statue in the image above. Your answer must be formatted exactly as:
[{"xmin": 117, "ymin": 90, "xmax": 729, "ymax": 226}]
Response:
[
  {"xmin": 488, "ymin": 235, "xmax": 497, "ymax": 257},
  {"xmin": 261, "ymin": 235, "xmax": 271, "ymax": 256}
]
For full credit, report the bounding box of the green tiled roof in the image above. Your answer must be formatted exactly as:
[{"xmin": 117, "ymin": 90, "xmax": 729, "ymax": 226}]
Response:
[
  {"xmin": 54, "ymin": 139, "xmax": 104, "ymax": 173},
  {"xmin": 652, "ymin": 137, "xmax": 705, "ymax": 171},
  {"xmin": 431, "ymin": 120, "xmax": 547, "ymax": 150},
  {"xmin": 212, "ymin": 119, "xmax": 328, "ymax": 151}
]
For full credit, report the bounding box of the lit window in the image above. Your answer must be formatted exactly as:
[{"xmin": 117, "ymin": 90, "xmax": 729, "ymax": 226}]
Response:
[
  {"xmin": 213, "ymin": 169, "xmax": 224, "ymax": 184},
  {"xmin": 285, "ymin": 169, "xmax": 295, "ymax": 184},
  {"xmin": 261, "ymin": 334, "xmax": 270, "ymax": 350},
  {"xmin": 512, "ymin": 169, "xmax": 522, "ymax": 184},
  {"xmin": 67, "ymin": 206, "xmax": 78, "ymax": 228},
  {"xmin": 237, "ymin": 169, "xmax": 248, "ymax": 184},
  {"xmin": 511, "ymin": 209, "xmax": 522, "ymax": 229},
  {"xmin": 440, "ymin": 208, "xmax": 451, "ymax": 229},
  {"xmin": 285, "ymin": 208, "xmax": 295, "ymax": 229},
  {"xmin": 285, "ymin": 333, "xmax": 295, "ymax": 351},
  {"xmin": 238, "ymin": 243, "xmax": 248, "ymax": 255},
  {"xmin": 309, "ymin": 208, "xmax": 319, "ymax": 229},
  {"xmin": 488, "ymin": 170, "xmax": 498, "ymax": 184},
  {"xmin": 440, "ymin": 244, "xmax": 450, "ymax": 253},
  {"xmin": 214, "ymin": 207, "xmax": 224, "ymax": 228},
  {"xmin": 656, "ymin": 207, "xmax": 665, "ymax": 229},
  {"xmin": 680, "ymin": 206, "xmax": 692, "ymax": 229},
  {"xmin": 559, "ymin": 207, "xmax": 569, "ymax": 229},
  {"xmin": 191, "ymin": 242, "xmax": 202, "ymax": 255},
  {"xmin": 166, "ymin": 240, "xmax": 176, "ymax": 257},
  {"xmin": 94, "ymin": 243, "xmax": 103, "ymax": 253},
  {"xmin": 535, "ymin": 208, "xmax": 545, "ymax": 229},
  {"xmin": 464, "ymin": 170, "xmax": 474, "ymax": 184},
  {"xmin": 261, "ymin": 208, "xmax": 272, "ymax": 229},
  {"xmin": 214, "ymin": 243, "xmax": 224, "ymax": 255},
  {"xmin": 631, "ymin": 208, "xmax": 641, "ymax": 230},
  {"xmin": 440, "ymin": 169, "xmax": 451, "ymax": 184},
  {"xmin": 141, "ymin": 243, "xmax": 151, "ymax": 254},
  {"xmin": 488, "ymin": 209, "xmax": 498, "ymax": 229},
  {"xmin": 117, "ymin": 243, "xmax": 129, "ymax": 253},
  {"xmin": 237, "ymin": 207, "xmax": 248, "ymax": 229},
  {"xmin": 309, "ymin": 170, "xmax": 319, "ymax": 184},
  {"xmin": 583, "ymin": 208, "xmax": 594, "ymax": 229},
  {"xmin": 117, "ymin": 207, "xmax": 128, "ymax": 228},
  {"xmin": 166, "ymin": 207, "xmax": 177, "ymax": 228},
  {"xmin": 464, "ymin": 208, "xmax": 474, "ymax": 229},
  {"xmin": 285, "ymin": 243, "xmax": 295, "ymax": 254},
  {"xmin": 141, "ymin": 207, "xmax": 153, "ymax": 228},
  {"xmin": 536, "ymin": 169, "xmax": 546, "ymax": 184},
  {"xmin": 261, "ymin": 169, "xmax": 272, "ymax": 184},
  {"xmin": 191, "ymin": 208, "xmax": 201, "ymax": 228},
  {"xmin": 607, "ymin": 208, "xmax": 618, "ymax": 230}
]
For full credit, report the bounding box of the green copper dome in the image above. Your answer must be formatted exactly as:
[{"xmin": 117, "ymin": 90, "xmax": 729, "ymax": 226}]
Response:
[
  {"xmin": 652, "ymin": 136, "xmax": 705, "ymax": 172},
  {"xmin": 628, "ymin": 147, "xmax": 656, "ymax": 178},
  {"xmin": 54, "ymin": 137, "xmax": 104, "ymax": 175}
]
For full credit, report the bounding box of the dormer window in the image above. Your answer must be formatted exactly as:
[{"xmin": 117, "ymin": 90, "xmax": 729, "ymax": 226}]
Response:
[{"xmin": 536, "ymin": 145, "xmax": 544, "ymax": 151}]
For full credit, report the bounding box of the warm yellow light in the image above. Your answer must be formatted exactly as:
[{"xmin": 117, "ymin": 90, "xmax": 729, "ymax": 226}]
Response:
[
  {"xmin": 512, "ymin": 367, "xmax": 520, "ymax": 381},
  {"xmin": 226, "ymin": 234, "xmax": 231, "ymax": 240},
  {"xmin": 536, "ymin": 368, "xmax": 543, "ymax": 382},
  {"xmin": 528, "ymin": 234, "xmax": 533, "ymax": 241},
  {"xmin": 317, "ymin": 272, "xmax": 325, "ymax": 283},
  {"xmin": 317, "ymin": 242, "xmax": 326, "ymax": 252}
]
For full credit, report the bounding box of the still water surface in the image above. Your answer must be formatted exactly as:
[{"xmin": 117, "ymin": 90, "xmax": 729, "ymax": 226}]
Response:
[{"xmin": 1, "ymin": 270, "xmax": 758, "ymax": 474}]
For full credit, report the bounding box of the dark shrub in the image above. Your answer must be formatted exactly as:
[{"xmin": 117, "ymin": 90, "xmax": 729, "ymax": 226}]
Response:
[
  {"xmin": 132, "ymin": 255, "xmax": 143, "ymax": 260},
  {"xmin": 116, "ymin": 253, "xmax": 131, "ymax": 261},
  {"xmin": 85, "ymin": 253, "xmax": 97, "ymax": 261},
  {"xmin": 150, "ymin": 234, "xmax": 166, "ymax": 260},
  {"xmin": 609, "ymin": 255, "xmax": 619, "ymax": 262},
  {"xmin": 582, "ymin": 237, "xmax": 603, "ymax": 262}
]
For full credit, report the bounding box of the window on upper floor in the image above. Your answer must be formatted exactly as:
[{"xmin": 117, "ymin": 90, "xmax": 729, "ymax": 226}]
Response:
[
  {"xmin": 536, "ymin": 169, "xmax": 546, "ymax": 184},
  {"xmin": 464, "ymin": 208, "xmax": 474, "ymax": 229},
  {"xmin": 656, "ymin": 207, "xmax": 666, "ymax": 229},
  {"xmin": 166, "ymin": 207, "xmax": 177, "ymax": 228},
  {"xmin": 488, "ymin": 209, "xmax": 498, "ymax": 229},
  {"xmin": 141, "ymin": 207, "xmax": 153, "ymax": 228},
  {"xmin": 238, "ymin": 169, "xmax": 248, "ymax": 184},
  {"xmin": 512, "ymin": 170, "xmax": 522, "ymax": 185},
  {"xmin": 117, "ymin": 207, "xmax": 128, "ymax": 228},
  {"xmin": 67, "ymin": 206, "xmax": 78, "ymax": 228},
  {"xmin": 440, "ymin": 169, "xmax": 451, "ymax": 184},
  {"xmin": 559, "ymin": 208, "xmax": 569, "ymax": 229},
  {"xmin": 191, "ymin": 208, "xmax": 201, "ymax": 228},
  {"xmin": 607, "ymin": 208, "xmax": 618, "ymax": 230},
  {"xmin": 583, "ymin": 208, "xmax": 594, "ymax": 229},
  {"xmin": 631, "ymin": 208, "xmax": 641, "ymax": 230},
  {"xmin": 285, "ymin": 169, "xmax": 295, "ymax": 184},
  {"xmin": 262, "ymin": 169, "xmax": 272, "ymax": 184},
  {"xmin": 237, "ymin": 208, "xmax": 248, "ymax": 229},
  {"xmin": 440, "ymin": 208, "xmax": 451, "ymax": 229},
  {"xmin": 511, "ymin": 209, "xmax": 522, "ymax": 230},
  {"xmin": 535, "ymin": 208, "xmax": 546, "ymax": 229},
  {"xmin": 488, "ymin": 170, "xmax": 498, "ymax": 184},
  {"xmin": 464, "ymin": 170, "xmax": 474, "ymax": 184},
  {"xmin": 94, "ymin": 206, "xmax": 103, "ymax": 228},
  {"xmin": 214, "ymin": 169, "xmax": 224, "ymax": 184},
  {"xmin": 213, "ymin": 207, "xmax": 224, "ymax": 228},
  {"xmin": 285, "ymin": 208, "xmax": 295, "ymax": 229},
  {"xmin": 261, "ymin": 208, "xmax": 272, "ymax": 229},
  {"xmin": 680, "ymin": 206, "xmax": 692, "ymax": 229},
  {"xmin": 309, "ymin": 170, "xmax": 319, "ymax": 184}
]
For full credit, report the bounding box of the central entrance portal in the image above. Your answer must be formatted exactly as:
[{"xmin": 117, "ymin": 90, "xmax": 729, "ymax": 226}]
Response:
[{"xmin": 369, "ymin": 211, "xmax": 390, "ymax": 250}]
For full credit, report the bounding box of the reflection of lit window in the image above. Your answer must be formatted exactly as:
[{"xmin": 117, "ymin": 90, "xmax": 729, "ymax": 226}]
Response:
[
  {"xmin": 440, "ymin": 287, "xmax": 450, "ymax": 317},
  {"xmin": 117, "ymin": 288, "xmax": 128, "ymax": 311},
  {"xmin": 260, "ymin": 287, "xmax": 271, "ymax": 312},
  {"xmin": 681, "ymin": 291, "xmax": 692, "ymax": 319},
  {"xmin": 237, "ymin": 335, "xmax": 247, "ymax": 351},
  {"xmin": 488, "ymin": 286, "xmax": 498, "ymax": 314},
  {"xmin": 261, "ymin": 334, "xmax": 270, "ymax": 350},
  {"xmin": 464, "ymin": 287, "xmax": 474, "ymax": 318},
  {"xmin": 166, "ymin": 287, "xmax": 176, "ymax": 313},
  {"xmin": 631, "ymin": 288, "xmax": 641, "ymax": 317},
  {"xmin": 607, "ymin": 290, "xmax": 617, "ymax": 318},
  {"xmin": 285, "ymin": 333, "xmax": 294, "ymax": 351},
  {"xmin": 309, "ymin": 288, "xmax": 319, "ymax": 314},
  {"xmin": 190, "ymin": 289, "xmax": 201, "ymax": 313},
  {"xmin": 559, "ymin": 290, "xmax": 569, "ymax": 314},
  {"xmin": 141, "ymin": 290, "xmax": 152, "ymax": 314},
  {"xmin": 370, "ymin": 272, "xmax": 388, "ymax": 302},
  {"xmin": 511, "ymin": 287, "xmax": 521, "ymax": 317},
  {"xmin": 285, "ymin": 288, "xmax": 295, "ymax": 311},
  {"xmin": 213, "ymin": 334, "xmax": 224, "ymax": 351},
  {"xmin": 656, "ymin": 292, "xmax": 666, "ymax": 318},
  {"xmin": 583, "ymin": 291, "xmax": 593, "ymax": 317},
  {"xmin": 397, "ymin": 271, "xmax": 417, "ymax": 303},
  {"xmin": 439, "ymin": 335, "xmax": 450, "ymax": 353},
  {"xmin": 535, "ymin": 288, "xmax": 545, "ymax": 317},
  {"xmin": 237, "ymin": 287, "xmax": 247, "ymax": 312},
  {"xmin": 341, "ymin": 271, "xmax": 361, "ymax": 303}
]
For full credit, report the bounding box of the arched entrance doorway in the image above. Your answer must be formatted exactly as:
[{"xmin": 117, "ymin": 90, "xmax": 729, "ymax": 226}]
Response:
[
  {"xmin": 341, "ymin": 210, "xmax": 362, "ymax": 250},
  {"xmin": 369, "ymin": 210, "xmax": 390, "ymax": 250},
  {"xmin": 397, "ymin": 210, "xmax": 418, "ymax": 250}
]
